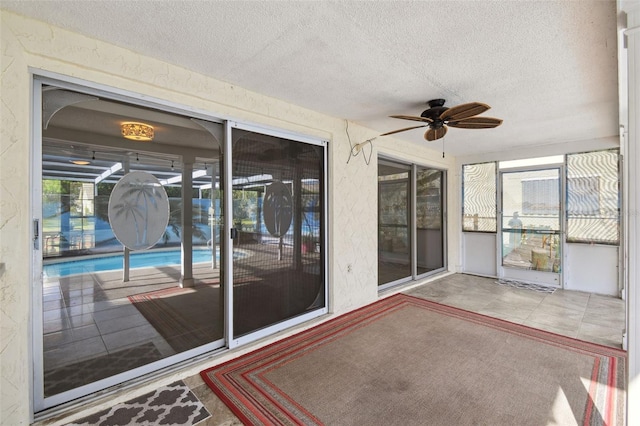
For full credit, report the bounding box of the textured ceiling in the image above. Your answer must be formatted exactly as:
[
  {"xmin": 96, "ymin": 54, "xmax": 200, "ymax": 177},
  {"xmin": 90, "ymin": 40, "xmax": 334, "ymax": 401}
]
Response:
[{"xmin": 2, "ymin": 0, "xmax": 620, "ymax": 157}]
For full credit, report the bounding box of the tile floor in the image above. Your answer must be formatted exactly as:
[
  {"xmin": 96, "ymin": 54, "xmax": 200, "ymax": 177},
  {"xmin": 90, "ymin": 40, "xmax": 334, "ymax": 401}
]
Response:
[
  {"xmin": 40, "ymin": 272, "xmax": 627, "ymax": 424},
  {"xmin": 42, "ymin": 272, "xmax": 175, "ymax": 375},
  {"xmin": 405, "ymin": 273, "xmax": 625, "ymax": 348},
  {"xmin": 43, "ymin": 261, "xmax": 227, "ymax": 360},
  {"xmin": 182, "ymin": 273, "xmax": 626, "ymax": 425}
]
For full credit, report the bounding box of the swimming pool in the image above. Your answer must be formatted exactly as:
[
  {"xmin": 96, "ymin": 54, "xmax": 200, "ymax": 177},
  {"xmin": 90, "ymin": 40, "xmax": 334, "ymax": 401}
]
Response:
[{"xmin": 43, "ymin": 248, "xmax": 230, "ymax": 278}]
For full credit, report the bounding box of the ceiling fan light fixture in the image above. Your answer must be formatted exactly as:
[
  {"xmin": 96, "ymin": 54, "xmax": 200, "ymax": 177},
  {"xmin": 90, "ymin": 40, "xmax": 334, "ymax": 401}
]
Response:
[
  {"xmin": 70, "ymin": 159, "xmax": 90, "ymax": 165},
  {"xmin": 121, "ymin": 122, "xmax": 154, "ymax": 141}
]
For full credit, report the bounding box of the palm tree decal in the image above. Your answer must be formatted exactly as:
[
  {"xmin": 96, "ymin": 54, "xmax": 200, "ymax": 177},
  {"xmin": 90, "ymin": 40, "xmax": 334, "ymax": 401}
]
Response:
[
  {"xmin": 263, "ymin": 181, "xmax": 293, "ymax": 237},
  {"xmin": 111, "ymin": 198, "xmax": 144, "ymax": 245},
  {"xmin": 108, "ymin": 171, "xmax": 170, "ymax": 250},
  {"xmin": 121, "ymin": 180, "xmax": 163, "ymax": 246}
]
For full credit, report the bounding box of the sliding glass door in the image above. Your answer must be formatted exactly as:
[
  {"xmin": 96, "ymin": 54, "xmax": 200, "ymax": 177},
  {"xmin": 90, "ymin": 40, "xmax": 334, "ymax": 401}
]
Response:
[
  {"xmin": 416, "ymin": 168, "xmax": 445, "ymax": 275},
  {"xmin": 36, "ymin": 82, "xmax": 225, "ymax": 410},
  {"xmin": 229, "ymin": 126, "xmax": 327, "ymax": 344},
  {"xmin": 33, "ymin": 80, "xmax": 328, "ymax": 411},
  {"xmin": 378, "ymin": 162, "xmax": 411, "ymax": 285},
  {"xmin": 378, "ymin": 160, "xmax": 445, "ymax": 288}
]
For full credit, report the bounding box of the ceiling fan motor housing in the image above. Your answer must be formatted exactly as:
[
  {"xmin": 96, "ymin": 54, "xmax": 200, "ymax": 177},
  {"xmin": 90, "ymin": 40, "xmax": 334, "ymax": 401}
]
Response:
[{"xmin": 421, "ymin": 99, "xmax": 448, "ymax": 127}]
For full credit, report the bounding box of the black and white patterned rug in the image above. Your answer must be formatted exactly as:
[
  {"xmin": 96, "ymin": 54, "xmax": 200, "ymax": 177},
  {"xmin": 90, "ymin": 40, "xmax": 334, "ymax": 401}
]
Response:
[
  {"xmin": 67, "ymin": 380, "xmax": 210, "ymax": 425},
  {"xmin": 496, "ymin": 278, "xmax": 556, "ymax": 294}
]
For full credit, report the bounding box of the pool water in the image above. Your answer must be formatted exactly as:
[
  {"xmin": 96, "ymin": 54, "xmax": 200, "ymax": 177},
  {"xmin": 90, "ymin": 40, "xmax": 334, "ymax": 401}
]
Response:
[{"xmin": 44, "ymin": 249, "xmax": 221, "ymax": 278}]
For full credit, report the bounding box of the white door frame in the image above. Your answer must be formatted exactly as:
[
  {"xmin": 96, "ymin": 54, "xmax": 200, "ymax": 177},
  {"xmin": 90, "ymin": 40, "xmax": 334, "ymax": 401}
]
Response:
[
  {"xmin": 497, "ymin": 164, "xmax": 564, "ymax": 287},
  {"xmin": 31, "ymin": 72, "xmax": 228, "ymax": 412}
]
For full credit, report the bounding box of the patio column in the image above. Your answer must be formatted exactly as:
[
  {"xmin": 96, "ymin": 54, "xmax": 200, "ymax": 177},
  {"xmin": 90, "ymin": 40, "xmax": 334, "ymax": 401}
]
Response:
[
  {"xmin": 181, "ymin": 160, "xmax": 194, "ymax": 287},
  {"xmin": 211, "ymin": 162, "xmax": 218, "ymax": 270},
  {"xmin": 122, "ymin": 158, "xmax": 130, "ymax": 282},
  {"xmin": 293, "ymin": 165, "xmax": 303, "ymax": 271}
]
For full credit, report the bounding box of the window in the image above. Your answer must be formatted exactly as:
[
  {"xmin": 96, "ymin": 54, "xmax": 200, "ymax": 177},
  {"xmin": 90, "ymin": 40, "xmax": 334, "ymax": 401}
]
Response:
[
  {"xmin": 462, "ymin": 162, "xmax": 496, "ymax": 232},
  {"xmin": 521, "ymin": 177, "xmax": 560, "ymax": 216},
  {"xmin": 567, "ymin": 177, "xmax": 600, "ymax": 215},
  {"xmin": 566, "ymin": 150, "xmax": 619, "ymax": 244}
]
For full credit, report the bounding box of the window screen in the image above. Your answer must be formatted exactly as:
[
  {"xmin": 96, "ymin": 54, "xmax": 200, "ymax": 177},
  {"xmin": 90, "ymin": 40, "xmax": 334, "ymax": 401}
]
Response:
[
  {"xmin": 231, "ymin": 129, "xmax": 325, "ymax": 337},
  {"xmin": 462, "ymin": 162, "xmax": 496, "ymax": 232},
  {"xmin": 566, "ymin": 150, "xmax": 619, "ymax": 244}
]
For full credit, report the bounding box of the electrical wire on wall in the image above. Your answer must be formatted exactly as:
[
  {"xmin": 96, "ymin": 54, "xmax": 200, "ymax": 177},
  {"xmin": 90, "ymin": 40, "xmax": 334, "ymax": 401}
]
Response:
[{"xmin": 345, "ymin": 120, "xmax": 375, "ymax": 165}]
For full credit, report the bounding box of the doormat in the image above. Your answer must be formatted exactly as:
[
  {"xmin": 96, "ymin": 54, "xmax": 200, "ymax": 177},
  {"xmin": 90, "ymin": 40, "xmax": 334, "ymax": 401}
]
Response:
[
  {"xmin": 496, "ymin": 278, "xmax": 557, "ymax": 293},
  {"xmin": 66, "ymin": 380, "xmax": 210, "ymax": 426},
  {"xmin": 201, "ymin": 294, "xmax": 625, "ymax": 425}
]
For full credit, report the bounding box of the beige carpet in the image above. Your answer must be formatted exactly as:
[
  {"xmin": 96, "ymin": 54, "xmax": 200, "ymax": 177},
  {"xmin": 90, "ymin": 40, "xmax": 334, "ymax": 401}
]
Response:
[{"xmin": 201, "ymin": 294, "xmax": 626, "ymax": 425}]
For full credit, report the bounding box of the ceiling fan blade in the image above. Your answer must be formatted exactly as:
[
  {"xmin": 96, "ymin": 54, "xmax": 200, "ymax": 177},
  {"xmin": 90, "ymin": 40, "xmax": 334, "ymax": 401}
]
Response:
[
  {"xmin": 389, "ymin": 115, "xmax": 433, "ymax": 123},
  {"xmin": 425, "ymin": 126, "xmax": 447, "ymax": 141},
  {"xmin": 380, "ymin": 124, "xmax": 428, "ymax": 136},
  {"xmin": 440, "ymin": 102, "xmax": 490, "ymax": 121},
  {"xmin": 447, "ymin": 117, "xmax": 503, "ymax": 129}
]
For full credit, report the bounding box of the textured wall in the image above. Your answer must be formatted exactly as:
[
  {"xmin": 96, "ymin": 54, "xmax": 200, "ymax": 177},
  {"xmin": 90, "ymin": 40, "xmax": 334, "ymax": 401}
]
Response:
[
  {"xmin": 0, "ymin": 11, "xmax": 456, "ymax": 424},
  {"xmin": 1, "ymin": 11, "xmax": 34, "ymax": 424}
]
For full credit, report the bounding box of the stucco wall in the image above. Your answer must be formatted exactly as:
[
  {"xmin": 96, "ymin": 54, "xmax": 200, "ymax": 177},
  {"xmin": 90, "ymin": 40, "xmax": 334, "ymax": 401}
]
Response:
[{"xmin": 0, "ymin": 10, "xmax": 456, "ymax": 424}]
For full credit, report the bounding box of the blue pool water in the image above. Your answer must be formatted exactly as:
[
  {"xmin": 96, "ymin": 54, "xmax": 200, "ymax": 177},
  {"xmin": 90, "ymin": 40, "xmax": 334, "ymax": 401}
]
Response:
[{"xmin": 44, "ymin": 249, "xmax": 219, "ymax": 278}]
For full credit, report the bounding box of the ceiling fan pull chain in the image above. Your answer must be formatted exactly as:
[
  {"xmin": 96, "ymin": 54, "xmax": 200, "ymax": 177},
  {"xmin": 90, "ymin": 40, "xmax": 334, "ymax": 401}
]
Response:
[{"xmin": 442, "ymin": 137, "xmax": 445, "ymax": 158}]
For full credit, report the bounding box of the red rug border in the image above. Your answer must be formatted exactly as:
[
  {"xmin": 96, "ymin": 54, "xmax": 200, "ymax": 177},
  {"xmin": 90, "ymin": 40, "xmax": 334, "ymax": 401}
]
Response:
[
  {"xmin": 201, "ymin": 293, "xmax": 626, "ymax": 425},
  {"xmin": 200, "ymin": 294, "xmax": 411, "ymax": 425}
]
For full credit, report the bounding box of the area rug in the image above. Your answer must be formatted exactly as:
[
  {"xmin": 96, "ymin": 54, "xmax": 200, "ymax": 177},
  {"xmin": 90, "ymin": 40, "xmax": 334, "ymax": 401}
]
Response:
[
  {"xmin": 67, "ymin": 380, "xmax": 210, "ymax": 426},
  {"xmin": 129, "ymin": 284, "xmax": 222, "ymax": 353},
  {"xmin": 201, "ymin": 294, "xmax": 626, "ymax": 426}
]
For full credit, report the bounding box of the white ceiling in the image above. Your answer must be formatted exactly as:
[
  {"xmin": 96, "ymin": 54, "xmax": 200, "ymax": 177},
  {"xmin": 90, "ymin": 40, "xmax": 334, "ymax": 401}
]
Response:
[{"xmin": 2, "ymin": 0, "xmax": 621, "ymax": 157}]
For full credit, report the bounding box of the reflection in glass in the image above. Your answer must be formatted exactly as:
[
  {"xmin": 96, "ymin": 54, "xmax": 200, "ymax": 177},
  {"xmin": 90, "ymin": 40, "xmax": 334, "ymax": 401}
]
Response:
[
  {"xmin": 416, "ymin": 168, "xmax": 444, "ymax": 275},
  {"xmin": 378, "ymin": 163, "xmax": 411, "ymax": 285},
  {"xmin": 41, "ymin": 139, "xmax": 223, "ymax": 397}
]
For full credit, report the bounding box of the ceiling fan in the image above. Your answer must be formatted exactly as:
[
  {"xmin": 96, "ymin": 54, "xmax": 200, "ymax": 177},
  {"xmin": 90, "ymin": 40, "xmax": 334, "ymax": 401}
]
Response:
[{"xmin": 381, "ymin": 99, "xmax": 503, "ymax": 142}]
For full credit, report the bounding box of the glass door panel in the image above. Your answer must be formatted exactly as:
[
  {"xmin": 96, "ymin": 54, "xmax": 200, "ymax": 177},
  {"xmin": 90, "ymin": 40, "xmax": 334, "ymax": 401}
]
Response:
[
  {"xmin": 500, "ymin": 168, "xmax": 561, "ymax": 286},
  {"xmin": 37, "ymin": 85, "xmax": 225, "ymax": 410},
  {"xmin": 41, "ymin": 143, "xmax": 225, "ymax": 401},
  {"xmin": 416, "ymin": 168, "xmax": 444, "ymax": 275},
  {"xmin": 231, "ymin": 129, "xmax": 325, "ymax": 338},
  {"xmin": 378, "ymin": 163, "xmax": 411, "ymax": 285}
]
